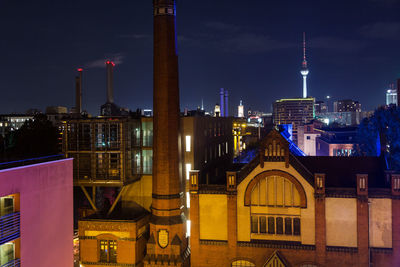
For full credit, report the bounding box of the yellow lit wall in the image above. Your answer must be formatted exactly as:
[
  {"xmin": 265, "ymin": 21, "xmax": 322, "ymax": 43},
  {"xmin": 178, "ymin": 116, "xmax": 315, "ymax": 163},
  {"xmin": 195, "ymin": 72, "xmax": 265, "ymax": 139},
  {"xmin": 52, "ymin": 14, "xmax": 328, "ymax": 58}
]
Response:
[
  {"xmin": 325, "ymin": 198, "xmax": 357, "ymax": 247},
  {"xmin": 199, "ymin": 194, "xmax": 227, "ymax": 240},
  {"xmin": 122, "ymin": 175, "xmax": 152, "ymax": 211},
  {"xmin": 369, "ymin": 198, "xmax": 392, "ymax": 248},
  {"xmin": 236, "ymin": 161, "xmax": 315, "ymax": 245},
  {"xmin": 84, "ymin": 231, "xmax": 130, "ymax": 239}
]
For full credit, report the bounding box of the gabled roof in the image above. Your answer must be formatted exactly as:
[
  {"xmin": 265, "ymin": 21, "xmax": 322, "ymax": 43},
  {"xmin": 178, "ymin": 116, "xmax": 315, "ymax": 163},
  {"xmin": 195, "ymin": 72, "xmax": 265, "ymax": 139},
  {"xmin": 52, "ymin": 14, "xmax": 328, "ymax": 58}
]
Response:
[
  {"xmin": 295, "ymin": 155, "xmax": 389, "ymax": 188},
  {"xmin": 235, "ymin": 129, "xmax": 391, "ymax": 190}
]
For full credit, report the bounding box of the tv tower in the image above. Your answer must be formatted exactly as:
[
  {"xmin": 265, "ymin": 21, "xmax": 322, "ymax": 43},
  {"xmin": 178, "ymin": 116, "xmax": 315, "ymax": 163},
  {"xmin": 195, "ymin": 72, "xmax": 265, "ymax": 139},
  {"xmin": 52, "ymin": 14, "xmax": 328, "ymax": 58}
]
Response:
[{"xmin": 300, "ymin": 32, "xmax": 309, "ymax": 98}]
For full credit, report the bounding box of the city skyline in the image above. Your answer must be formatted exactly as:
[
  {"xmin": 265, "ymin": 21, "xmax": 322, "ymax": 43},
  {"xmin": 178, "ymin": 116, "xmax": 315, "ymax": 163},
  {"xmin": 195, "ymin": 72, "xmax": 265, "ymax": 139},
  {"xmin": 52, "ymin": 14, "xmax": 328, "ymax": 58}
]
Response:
[{"xmin": 0, "ymin": 0, "xmax": 399, "ymax": 115}]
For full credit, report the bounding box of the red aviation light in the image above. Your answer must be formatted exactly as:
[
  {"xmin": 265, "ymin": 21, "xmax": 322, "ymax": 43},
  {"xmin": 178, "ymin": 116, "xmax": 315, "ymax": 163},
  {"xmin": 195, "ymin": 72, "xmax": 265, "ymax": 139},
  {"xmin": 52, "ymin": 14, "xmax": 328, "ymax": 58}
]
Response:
[
  {"xmin": 106, "ymin": 61, "xmax": 116, "ymax": 67},
  {"xmin": 77, "ymin": 68, "xmax": 83, "ymax": 72}
]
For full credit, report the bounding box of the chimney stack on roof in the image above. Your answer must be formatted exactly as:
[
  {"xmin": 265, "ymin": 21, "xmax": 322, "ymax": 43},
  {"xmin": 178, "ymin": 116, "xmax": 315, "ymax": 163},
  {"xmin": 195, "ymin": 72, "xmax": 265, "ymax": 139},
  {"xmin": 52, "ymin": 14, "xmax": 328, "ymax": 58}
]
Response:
[
  {"xmin": 75, "ymin": 68, "xmax": 83, "ymax": 114},
  {"xmin": 106, "ymin": 61, "xmax": 115, "ymax": 103}
]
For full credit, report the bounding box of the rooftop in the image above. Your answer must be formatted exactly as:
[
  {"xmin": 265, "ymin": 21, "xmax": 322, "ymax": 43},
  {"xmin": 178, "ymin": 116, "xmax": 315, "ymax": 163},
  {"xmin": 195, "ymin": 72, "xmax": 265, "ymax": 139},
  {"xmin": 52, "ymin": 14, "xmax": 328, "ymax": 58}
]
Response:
[{"xmin": 0, "ymin": 154, "xmax": 65, "ymax": 170}]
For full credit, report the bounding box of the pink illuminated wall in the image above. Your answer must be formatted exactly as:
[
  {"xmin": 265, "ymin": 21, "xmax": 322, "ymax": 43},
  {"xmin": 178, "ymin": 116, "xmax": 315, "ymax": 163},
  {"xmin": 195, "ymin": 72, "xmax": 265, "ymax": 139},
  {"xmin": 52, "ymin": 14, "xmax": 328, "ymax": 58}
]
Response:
[{"xmin": 0, "ymin": 159, "xmax": 73, "ymax": 267}]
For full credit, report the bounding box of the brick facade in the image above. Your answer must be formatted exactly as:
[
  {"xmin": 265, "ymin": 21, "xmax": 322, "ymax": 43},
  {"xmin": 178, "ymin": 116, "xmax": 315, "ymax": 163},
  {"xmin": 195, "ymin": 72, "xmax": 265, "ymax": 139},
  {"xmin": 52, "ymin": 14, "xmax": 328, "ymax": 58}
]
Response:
[{"xmin": 189, "ymin": 131, "xmax": 400, "ymax": 267}]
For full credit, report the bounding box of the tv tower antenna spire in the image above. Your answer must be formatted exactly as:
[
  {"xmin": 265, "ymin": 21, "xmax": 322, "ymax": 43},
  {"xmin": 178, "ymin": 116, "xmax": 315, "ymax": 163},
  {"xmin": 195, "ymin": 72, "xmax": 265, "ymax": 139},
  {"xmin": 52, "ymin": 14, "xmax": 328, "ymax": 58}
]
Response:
[{"xmin": 300, "ymin": 32, "xmax": 309, "ymax": 98}]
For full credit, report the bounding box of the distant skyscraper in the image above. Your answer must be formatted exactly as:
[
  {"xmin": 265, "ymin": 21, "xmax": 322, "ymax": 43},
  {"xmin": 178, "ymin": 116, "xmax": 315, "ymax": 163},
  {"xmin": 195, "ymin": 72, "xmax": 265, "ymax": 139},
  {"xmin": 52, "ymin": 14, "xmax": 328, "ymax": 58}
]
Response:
[
  {"xmin": 300, "ymin": 32, "xmax": 309, "ymax": 98},
  {"xmin": 314, "ymin": 101, "xmax": 328, "ymax": 113},
  {"xmin": 224, "ymin": 89, "xmax": 229, "ymax": 117},
  {"xmin": 386, "ymin": 85, "xmax": 397, "ymax": 106},
  {"xmin": 333, "ymin": 99, "xmax": 361, "ymax": 112},
  {"xmin": 238, "ymin": 100, "xmax": 244, "ymax": 118},
  {"xmin": 220, "ymin": 88, "xmax": 225, "ymax": 116},
  {"xmin": 214, "ymin": 103, "xmax": 221, "ymax": 117},
  {"xmin": 273, "ymin": 97, "xmax": 315, "ymax": 145}
]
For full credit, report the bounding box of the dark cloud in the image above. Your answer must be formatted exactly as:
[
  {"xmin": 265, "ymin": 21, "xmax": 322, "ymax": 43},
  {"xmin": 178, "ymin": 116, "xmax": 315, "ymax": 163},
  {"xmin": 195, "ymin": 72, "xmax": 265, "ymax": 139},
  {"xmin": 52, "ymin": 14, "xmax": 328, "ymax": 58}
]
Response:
[
  {"xmin": 360, "ymin": 22, "xmax": 400, "ymax": 40},
  {"xmin": 117, "ymin": 33, "xmax": 151, "ymax": 39},
  {"xmin": 309, "ymin": 37, "xmax": 366, "ymax": 52},
  {"xmin": 181, "ymin": 21, "xmax": 294, "ymax": 54},
  {"xmin": 369, "ymin": 0, "xmax": 399, "ymax": 6},
  {"xmin": 203, "ymin": 21, "xmax": 243, "ymax": 32},
  {"xmin": 220, "ymin": 33, "xmax": 294, "ymax": 54}
]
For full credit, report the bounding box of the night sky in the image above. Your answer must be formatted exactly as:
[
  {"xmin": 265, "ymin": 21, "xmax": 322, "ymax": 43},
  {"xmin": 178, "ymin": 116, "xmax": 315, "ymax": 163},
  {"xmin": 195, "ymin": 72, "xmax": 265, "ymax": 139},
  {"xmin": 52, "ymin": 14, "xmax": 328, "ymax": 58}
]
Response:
[{"xmin": 0, "ymin": 0, "xmax": 399, "ymax": 115}]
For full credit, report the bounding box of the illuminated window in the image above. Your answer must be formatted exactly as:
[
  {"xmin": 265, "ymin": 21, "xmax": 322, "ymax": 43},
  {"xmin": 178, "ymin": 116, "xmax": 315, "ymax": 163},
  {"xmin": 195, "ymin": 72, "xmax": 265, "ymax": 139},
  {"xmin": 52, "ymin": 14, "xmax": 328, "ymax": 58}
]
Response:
[
  {"xmin": 99, "ymin": 240, "xmax": 117, "ymax": 263},
  {"xmin": 250, "ymin": 175, "xmax": 301, "ymax": 207},
  {"xmin": 185, "ymin": 136, "xmax": 191, "ymax": 152},
  {"xmin": 359, "ymin": 176, "xmax": 366, "ymax": 191},
  {"xmin": 186, "ymin": 192, "xmax": 190, "ymax": 208},
  {"xmin": 0, "ymin": 242, "xmax": 15, "ymax": 266},
  {"xmin": 0, "ymin": 196, "xmax": 14, "ymax": 216},
  {"xmin": 186, "ymin": 220, "xmax": 191, "ymax": 237},
  {"xmin": 185, "ymin": 163, "xmax": 192, "ymax": 180},
  {"xmin": 231, "ymin": 260, "xmax": 255, "ymax": 267},
  {"xmin": 394, "ymin": 177, "xmax": 400, "ymax": 191}
]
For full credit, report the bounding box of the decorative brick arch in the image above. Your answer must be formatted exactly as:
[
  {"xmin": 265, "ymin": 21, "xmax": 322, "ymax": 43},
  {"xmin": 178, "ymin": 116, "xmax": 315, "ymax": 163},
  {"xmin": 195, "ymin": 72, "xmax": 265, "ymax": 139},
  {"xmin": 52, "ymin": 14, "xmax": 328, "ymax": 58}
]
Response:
[
  {"xmin": 244, "ymin": 170, "xmax": 307, "ymax": 208},
  {"xmin": 96, "ymin": 233, "xmax": 119, "ymax": 240}
]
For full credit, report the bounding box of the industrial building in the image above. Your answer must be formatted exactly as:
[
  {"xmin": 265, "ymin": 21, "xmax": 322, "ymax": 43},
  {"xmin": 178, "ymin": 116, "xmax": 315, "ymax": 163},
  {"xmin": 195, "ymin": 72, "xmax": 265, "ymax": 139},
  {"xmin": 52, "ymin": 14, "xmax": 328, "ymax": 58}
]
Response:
[
  {"xmin": 0, "ymin": 114, "xmax": 34, "ymax": 136},
  {"xmin": 315, "ymin": 127, "xmax": 358, "ymax": 156},
  {"xmin": 66, "ymin": 114, "xmax": 233, "ymax": 265},
  {"xmin": 189, "ymin": 130, "xmax": 400, "ymax": 267},
  {"xmin": 0, "ymin": 155, "xmax": 73, "ymax": 267},
  {"xmin": 71, "ymin": 1, "xmax": 399, "ymax": 266},
  {"xmin": 297, "ymin": 120, "xmax": 323, "ymax": 156}
]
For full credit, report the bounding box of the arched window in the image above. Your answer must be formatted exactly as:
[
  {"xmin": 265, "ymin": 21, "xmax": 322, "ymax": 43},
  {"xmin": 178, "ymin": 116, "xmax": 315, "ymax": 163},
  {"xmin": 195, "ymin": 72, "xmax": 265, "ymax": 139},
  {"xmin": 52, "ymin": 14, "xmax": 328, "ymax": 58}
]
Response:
[
  {"xmin": 250, "ymin": 175, "xmax": 301, "ymax": 207},
  {"xmin": 231, "ymin": 260, "xmax": 256, "ymax": 267}
]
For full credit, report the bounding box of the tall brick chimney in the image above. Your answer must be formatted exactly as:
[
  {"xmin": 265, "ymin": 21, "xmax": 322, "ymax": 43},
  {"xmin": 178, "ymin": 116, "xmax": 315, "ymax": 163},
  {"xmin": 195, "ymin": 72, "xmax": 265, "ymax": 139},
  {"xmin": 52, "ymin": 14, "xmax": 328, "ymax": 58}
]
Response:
[
  {"xmin": 145, "ymin": 0, "xmax": 187, "ymax": 266},
  {"xmin": 75, "ymin": 68, "xmax": 83, "ymax": 114},
  {"xmin": 106, "ymin": 61, "xmax": 115, "ymax": 103}
]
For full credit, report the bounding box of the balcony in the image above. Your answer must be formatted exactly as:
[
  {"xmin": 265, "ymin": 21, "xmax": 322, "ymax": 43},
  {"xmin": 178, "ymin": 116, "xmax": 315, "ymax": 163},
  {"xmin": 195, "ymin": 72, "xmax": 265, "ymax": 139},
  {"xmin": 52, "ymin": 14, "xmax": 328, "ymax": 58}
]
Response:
[
  {"xmin": 0, "ymin": 258, "xmax": 21, "ymax": 267},
  {"xmin": 0, "ymin": 212, "xmax": 20, "ymax": 245}
]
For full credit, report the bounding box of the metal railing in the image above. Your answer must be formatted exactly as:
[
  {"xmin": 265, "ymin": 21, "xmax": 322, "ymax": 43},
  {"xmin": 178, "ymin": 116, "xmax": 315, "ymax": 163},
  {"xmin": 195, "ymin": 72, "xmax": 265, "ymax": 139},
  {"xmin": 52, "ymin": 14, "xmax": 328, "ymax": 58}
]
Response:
[
  {"xmin": 0, "ymin": 212, "xmax": 20, "ymax": 245},
  {"xmin": 0, "ymin": 258, "xmax": 21, "ymax": 267}
]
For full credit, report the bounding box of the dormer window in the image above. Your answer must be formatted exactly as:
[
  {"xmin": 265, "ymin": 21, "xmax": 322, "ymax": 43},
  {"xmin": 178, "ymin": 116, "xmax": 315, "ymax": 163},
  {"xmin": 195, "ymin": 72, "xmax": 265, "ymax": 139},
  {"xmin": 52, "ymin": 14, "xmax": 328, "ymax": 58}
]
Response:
[
  {"xmin": 228, "ymin": 175, "xmax": 235, "ymax": 188},
  {"xmin": 359, "ymin": 177, "xmax": 366, "ymax": 191},
  {"xmin": 316, "ymin": 176, "xmax": 323, "ymax": 190},
  {"xmin": 191, "ymin": 173, "xmax": 197, "ymax": 187},
  {"xmin": 394, "ymin": 176, "xmax": 400, "ymax": 191}
]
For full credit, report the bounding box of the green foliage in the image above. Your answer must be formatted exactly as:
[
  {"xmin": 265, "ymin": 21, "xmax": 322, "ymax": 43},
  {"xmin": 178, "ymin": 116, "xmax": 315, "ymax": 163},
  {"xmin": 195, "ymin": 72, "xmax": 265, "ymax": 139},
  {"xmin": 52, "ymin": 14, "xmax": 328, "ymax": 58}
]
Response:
[{"xmin": 357, "ymin": 106, "xmax": 400, "ymax": 170}]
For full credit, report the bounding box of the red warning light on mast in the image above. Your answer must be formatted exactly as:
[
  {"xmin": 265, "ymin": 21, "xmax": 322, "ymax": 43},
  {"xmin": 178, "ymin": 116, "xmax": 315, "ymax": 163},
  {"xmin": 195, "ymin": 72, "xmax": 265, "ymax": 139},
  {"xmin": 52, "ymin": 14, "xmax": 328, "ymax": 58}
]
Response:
[{"xmin": 106, "ymin": 61, "xmax": 116, "ymax": 67}]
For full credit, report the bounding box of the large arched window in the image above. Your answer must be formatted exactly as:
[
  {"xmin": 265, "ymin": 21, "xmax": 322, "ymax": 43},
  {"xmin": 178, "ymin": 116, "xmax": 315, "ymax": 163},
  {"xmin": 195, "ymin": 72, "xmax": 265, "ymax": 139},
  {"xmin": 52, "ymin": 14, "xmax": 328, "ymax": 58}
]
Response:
[
  {"xmin": 245, "ymin": 171, "xmax": 306, "ymax": 239},
  {"xmin": 250, "ymin": 175, "xmax": 301, "ymax": 207},
  {"xmin": 231, "ymin": 260, "xmax": 256, "ymax": 267}
]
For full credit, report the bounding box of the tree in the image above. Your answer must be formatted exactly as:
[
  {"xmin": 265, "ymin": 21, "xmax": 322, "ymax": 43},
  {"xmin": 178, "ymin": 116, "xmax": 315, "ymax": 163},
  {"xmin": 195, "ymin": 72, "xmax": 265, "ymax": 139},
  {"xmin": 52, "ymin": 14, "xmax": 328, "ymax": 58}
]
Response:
[
  {"xmin": 3, "ymin": 114, "xmax": 60, "ymax": 160},
  {"xmin": 356, "ymin": 106, "xmax": 400, "ymax": 170}
]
